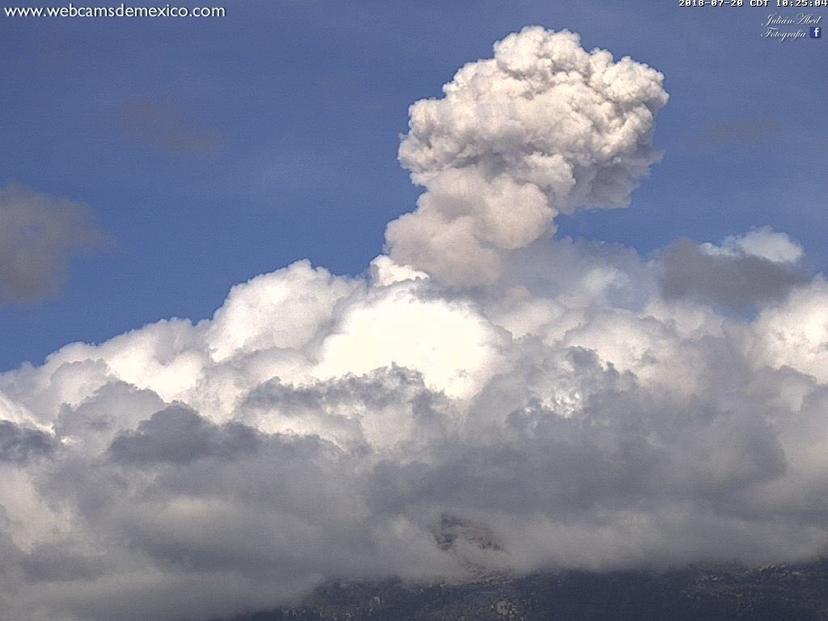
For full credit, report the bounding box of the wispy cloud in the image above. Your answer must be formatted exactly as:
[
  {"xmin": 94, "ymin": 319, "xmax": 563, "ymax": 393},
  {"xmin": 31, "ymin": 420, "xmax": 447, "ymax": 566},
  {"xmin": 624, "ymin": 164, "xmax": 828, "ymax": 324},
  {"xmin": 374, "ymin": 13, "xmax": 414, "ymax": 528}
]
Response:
[
  {"xmin": 695, "ymin": 117, "xmax": 783, "ymax": 149},
  {"xmin": 118, "ymin": 98, "xmax": 225, "ymax": 157},
  {"xmin": 0, "ymin": 184, "xmax": 103, "ymax": 303}
]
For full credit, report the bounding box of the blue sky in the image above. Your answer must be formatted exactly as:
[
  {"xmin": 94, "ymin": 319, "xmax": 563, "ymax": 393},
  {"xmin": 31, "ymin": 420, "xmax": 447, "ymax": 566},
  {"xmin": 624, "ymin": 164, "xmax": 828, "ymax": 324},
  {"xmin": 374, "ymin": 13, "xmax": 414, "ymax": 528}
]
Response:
[{"xmin": 1, "ymin": 0, "xmax": 825, "ymax": 370}]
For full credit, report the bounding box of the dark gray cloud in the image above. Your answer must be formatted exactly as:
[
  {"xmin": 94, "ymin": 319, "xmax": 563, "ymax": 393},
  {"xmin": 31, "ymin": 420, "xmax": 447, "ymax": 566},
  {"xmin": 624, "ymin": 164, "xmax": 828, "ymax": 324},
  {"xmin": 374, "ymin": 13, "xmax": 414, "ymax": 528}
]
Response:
[
  {"xmin": 658, "ymin": 239, "xmax": 807, "ymax": 312},
  {"xmin": 0, "ymin": 185, "xmax": 103, "ymax": 303},
  {"xmin": 109, "ymin": 405, "xmax": 260, "ymax": 465},
  {"xmin": 118, "ymin": 99, "xmax": 225, "ymax": 157},
  {"xmin": 0, "ymin": 420, "xmax": 54, "ymax": 464},
  {"xmin": 243, "ymin": 366, "xmax": 453, "ymax": 449},
  {"xmin": 370, "ymin": 347, "xmax": 787, "ymax": 527},
  {"xmin": 21, "ymin": 544, "xmax": 107, "ymax": 583}
]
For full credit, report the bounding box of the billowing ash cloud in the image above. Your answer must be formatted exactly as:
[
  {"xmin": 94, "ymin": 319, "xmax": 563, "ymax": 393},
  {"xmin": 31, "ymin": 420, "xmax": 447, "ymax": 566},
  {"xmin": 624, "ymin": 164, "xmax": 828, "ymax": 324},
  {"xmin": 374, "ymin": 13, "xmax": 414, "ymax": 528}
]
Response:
[
  {"xmin": 386, "ymin": 27, "xmax": 668, "ymax": 286},
  {"xmin": 1, "ymin": 27, "xmax": 828, "ymax": 621},
  {"xmin": 0, "ymin": 185, "xmax": 102, "ymax": 302}
]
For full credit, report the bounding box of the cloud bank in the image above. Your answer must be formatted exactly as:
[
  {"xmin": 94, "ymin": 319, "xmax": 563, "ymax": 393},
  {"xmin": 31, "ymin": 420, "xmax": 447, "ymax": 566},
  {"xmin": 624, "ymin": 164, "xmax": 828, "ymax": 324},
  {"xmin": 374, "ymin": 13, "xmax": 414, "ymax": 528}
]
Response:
[{"xmin": 1, "ymin": 27, "xmax": 827, "ymax": 621}]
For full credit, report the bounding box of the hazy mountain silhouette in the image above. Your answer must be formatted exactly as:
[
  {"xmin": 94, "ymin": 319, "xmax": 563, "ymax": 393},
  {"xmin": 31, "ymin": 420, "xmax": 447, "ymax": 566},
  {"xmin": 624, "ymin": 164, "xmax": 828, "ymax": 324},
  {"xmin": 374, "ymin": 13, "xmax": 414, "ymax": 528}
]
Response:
[{"xmin": 215, "ymin": 560, "xmax": 828, "ymax": 621}]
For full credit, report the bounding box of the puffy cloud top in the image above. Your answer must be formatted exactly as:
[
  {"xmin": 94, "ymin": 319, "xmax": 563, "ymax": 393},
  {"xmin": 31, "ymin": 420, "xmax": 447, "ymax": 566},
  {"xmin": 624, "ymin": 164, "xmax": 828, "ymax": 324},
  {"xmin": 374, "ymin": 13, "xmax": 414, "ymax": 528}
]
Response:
[{"xmin": 701, "ymin": 226, "xmax": 804, "ymax": 264}]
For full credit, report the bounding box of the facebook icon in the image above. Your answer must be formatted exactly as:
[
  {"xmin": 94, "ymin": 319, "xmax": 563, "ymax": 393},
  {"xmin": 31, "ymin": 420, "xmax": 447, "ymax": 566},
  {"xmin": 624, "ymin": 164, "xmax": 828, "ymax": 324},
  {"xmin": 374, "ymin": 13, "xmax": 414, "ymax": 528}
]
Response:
[{"xmin": 811, "ymin": 26, "xmax": 822, "ymax": 39}]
